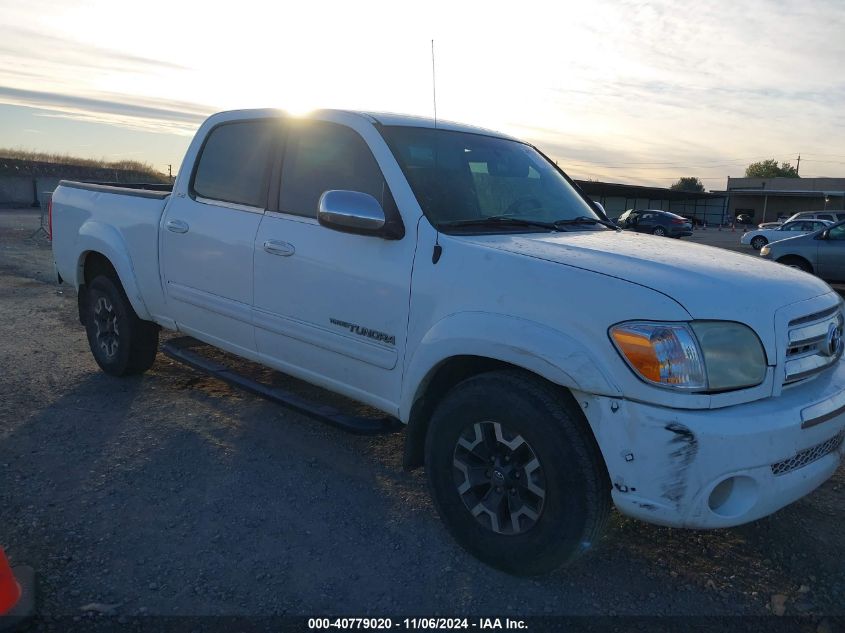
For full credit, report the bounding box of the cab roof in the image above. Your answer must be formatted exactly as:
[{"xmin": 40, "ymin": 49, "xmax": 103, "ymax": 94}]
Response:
[{"xmin": 209, "ymin": 108, "xmax": 518, "ymax": 142}]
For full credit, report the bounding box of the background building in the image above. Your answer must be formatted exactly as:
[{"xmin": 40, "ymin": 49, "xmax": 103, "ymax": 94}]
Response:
[{"xmin": 715, "ymin": 177, "xmax": 845, "ymax": 223}]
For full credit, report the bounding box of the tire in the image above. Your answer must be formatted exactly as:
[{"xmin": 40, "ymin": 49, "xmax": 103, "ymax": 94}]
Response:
[
  {"xmin": 652, "ymin": 226, "xmax": 666, "ymax": 237},
  {"xmin": 777, "ymin": 256, "xmax": 812, "ymax": 273},
  {"xmin": 750, "ymin": 236, "xmax": 768, "ymax": 251},
  {"xmin": 424, "ymin": 370, "xmax": 610, "ymax": 576},
  {"xmin": 83, "ymin": 275, "xmax": 159, "ymax": 376}
]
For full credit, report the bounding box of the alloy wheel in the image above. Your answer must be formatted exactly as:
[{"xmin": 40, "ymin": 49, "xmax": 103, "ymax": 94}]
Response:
[
  {"xmin": 452, "ymin": 421, "xmax": 546, "ymax": 535},
  {"xmin": 93, "ymin": 296, "xmax": 120, "ymax": 359}
]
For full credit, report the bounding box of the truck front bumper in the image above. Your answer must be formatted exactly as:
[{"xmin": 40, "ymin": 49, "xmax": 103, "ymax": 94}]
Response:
[{"xmin": 577, "ymin": 359, "xmax": 845, "ymax": 529}]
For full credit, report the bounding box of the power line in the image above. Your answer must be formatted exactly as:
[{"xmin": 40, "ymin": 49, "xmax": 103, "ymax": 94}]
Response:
[
  {"xmin": 555, "ymin": 154, "xmax": 844, "ymax": 169},
  {"xmin": 560, "ymin": 158, "xmax": 766, "ymax": 167},
  {"xmin": 562, "ymin": 163, "xmax": 752, "ymax": 170}
]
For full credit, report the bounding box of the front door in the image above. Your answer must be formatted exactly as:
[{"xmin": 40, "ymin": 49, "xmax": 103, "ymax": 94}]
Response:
[
  {"xmin": 160, "ymin": 119, "xmax": 279, "ymax": 353},
  {"xmin": 817, "ymin": 224, "xmax": 845, "ymax": 282},
  {"xmin": 252, "ymin": 119, "xmax": 415, "ymax": 412}
]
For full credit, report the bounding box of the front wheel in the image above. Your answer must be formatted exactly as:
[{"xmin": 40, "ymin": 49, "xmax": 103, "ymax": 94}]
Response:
[
  {"xmin": 84, "ymin": 275, "xmax": 159, "ymax": 376},
  {"xmin": 425, "ymin": 371, "xmax": 610, "ymax": 576},
  {"xmin": 777, "ymin": 256, "xmax": 812, "ymax": 273},
  {"xmin": 750, "ymin": 236, "xmax": 768, "ymax": 251}
]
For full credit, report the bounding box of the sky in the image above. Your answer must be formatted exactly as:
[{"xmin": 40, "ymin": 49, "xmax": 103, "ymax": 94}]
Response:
[{"xmin": 1, "ymin": 0, "xmax": 844, "ymax": 187}]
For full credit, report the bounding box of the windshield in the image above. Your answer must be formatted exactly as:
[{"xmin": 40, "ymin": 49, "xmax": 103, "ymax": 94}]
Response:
[{"xmin": 378, "ymin": 126, "xmax": 601, "ymax": 232}]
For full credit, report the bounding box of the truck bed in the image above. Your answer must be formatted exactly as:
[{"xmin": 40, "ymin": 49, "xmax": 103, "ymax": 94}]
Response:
[
  {"xmin": 51, "ymin": 179, "xmax": 174, "ymax": 324},
  {"xmin": 58, "ymin": 180, "xmax": 173, "ymax": 198}
]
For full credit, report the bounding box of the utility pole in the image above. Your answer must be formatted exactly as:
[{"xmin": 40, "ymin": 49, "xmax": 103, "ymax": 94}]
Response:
[
  {"xmin": 796, "ymin": 154, "xmax": 801, "ymax": 174},
  {"xmin": 168, "ymin": 164, "xmax": 173, "ymax": 182}
]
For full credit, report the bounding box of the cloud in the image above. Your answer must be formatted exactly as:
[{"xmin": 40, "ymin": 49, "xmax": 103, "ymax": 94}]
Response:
[
  {"xmin": 0, "ymin": 25, "xmax": 189, "ymax": 74},
  {"xmin": 0, "ymin": 86, "xmax": 211, "ymax": 135}
]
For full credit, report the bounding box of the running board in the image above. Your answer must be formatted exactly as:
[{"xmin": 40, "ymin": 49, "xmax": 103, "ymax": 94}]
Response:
[{"xmin": 161, "ymin": 337, "xmax": 401, "ymax": 435}]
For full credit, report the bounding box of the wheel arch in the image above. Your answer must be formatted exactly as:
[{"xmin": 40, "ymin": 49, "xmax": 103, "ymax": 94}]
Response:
[
  {"xmin": 401, "ymin": 313, "xmax": 622, "ymax": 469},
  {"xmin": 75, "ymin": 221, "xmax": 151, "ymax": 321}
]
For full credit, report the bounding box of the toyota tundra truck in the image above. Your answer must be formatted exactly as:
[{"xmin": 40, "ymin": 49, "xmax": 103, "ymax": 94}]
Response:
[{"xmin": 51, "ymin": 109, "xmax": 845, "ymax": 575}]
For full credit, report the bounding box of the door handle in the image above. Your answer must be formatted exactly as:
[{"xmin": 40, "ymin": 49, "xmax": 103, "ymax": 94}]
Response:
[
  {"xmin": 263, "ymin": 240, "xmax": 295, "ymax": 257},
  {"xmin": 165, "ymin": 219, "xmax": 189, "ymax": 234}
]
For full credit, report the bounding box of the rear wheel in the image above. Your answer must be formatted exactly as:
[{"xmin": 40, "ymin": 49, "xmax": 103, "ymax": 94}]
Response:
[
  {"xmin": 84, "ymin": 275, "xmax": 159, "ymax": 376},
  {"xmin": 652, "ymin": 226, "xmax": 666, "ymax": 237},
  {"xmin": 777, "ymin": 256, "xmax": 812, "ymax": 273},
  {"xmin": 751, "ymin": 236, "xmax": 768, "ymax": 251},
  {"xmin": 425, "ymin": 370, "xmax": 610, "ymax": 576}
]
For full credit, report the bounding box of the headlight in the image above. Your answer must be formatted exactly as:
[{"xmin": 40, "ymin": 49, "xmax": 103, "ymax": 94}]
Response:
[
  {"xmin": 760, "ymin": 245, "xmax": 771, "ymax": 257},
  {"xmin": 609, "ymin": 321, "xmax": 767, "ymax": 392}
]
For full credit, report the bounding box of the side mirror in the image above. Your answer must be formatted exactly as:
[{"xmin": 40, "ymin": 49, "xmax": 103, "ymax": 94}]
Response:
[
  {"xmin": 318, "ymin": 190, "xmax": 386, "ymax": 237},
  {"xmin": 820, "ymin": 229, "xmax": 830, "ymax": 240}
]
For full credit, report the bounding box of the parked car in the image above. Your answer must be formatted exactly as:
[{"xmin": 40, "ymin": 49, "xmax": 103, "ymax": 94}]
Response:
[
  {"xmin": 761, "ymin": 220, "xmax": 845, "ymax": 281},
  {"xmin": 786, "ymin": 211, "xmax": 845, "ymax": 224},
  {"xmin": 740, "ymin": 219, "xmax": 832, "ymax": 251},
  {"xmin": 51, "ymin": 108, "xmax": 845, "ymax": 575},
  {"xmin": 616, "ymin": 209, "xmax": 693, "ymax": 237},
  {"xmin": 758, "ymin": 212, "xmax": 844, "ymax": 230}
]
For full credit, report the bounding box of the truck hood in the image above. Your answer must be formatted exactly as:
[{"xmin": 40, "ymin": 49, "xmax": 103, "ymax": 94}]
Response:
[{"xmin": 460, "ymin": 229, "xmax": 833, "ymax": 323}]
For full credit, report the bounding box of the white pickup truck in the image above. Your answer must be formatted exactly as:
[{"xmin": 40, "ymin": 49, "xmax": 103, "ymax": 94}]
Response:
[{"xmin": 52, "ymin": 109, "xmax": 845, "ymax": 575}]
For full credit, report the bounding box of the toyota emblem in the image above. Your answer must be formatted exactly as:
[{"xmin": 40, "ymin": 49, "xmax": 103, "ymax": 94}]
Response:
[{"xmin": 825, "ymin": 322, "xmax": 842, "ymax": 357}]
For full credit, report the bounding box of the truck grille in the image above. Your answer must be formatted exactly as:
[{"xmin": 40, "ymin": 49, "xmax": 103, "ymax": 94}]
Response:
[
  {"xmin": 771, "ymin": 431, "xmax": 844, "ymax": 476},
  {"xmin": 784, "ymin": 306, "xmax": 844, "ymax": 385}
]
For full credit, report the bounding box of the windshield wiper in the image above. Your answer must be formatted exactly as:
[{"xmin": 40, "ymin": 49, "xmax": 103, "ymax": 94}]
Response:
[
  {"xmin": 440, "ymin": 216, "xmax": 559, "ymax": 231},
  {"xmin": 553, "ymin": 216, "xmax": 620, "ymax": 230}
]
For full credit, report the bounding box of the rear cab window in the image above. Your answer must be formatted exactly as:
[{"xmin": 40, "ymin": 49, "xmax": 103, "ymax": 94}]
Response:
[{"xmin": 191, "ymin": 119, "xmax": 279, "ymax": 208}]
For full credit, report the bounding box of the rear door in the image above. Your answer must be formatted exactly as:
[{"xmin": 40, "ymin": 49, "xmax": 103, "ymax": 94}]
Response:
[
  {"xmin": 160, "ymin": 119, "xmax": 280, "ymax": 353},
  {"xmin": 252, "ymin": 119, "xmax": 415, "ymax": 411}
]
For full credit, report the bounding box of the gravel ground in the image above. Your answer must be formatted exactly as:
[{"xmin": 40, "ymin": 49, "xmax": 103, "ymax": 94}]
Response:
[{"xmin": 0, "ymin": 209, "xmax": 842, "ymax": 627}]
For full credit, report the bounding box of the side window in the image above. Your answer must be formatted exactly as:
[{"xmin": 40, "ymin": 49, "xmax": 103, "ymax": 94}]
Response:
[
  {"xmin": 836, "ymin": 213, "xmax": 845, "ymax": 222},
  {"xmin": 818, "ymin": 214, "xmax": 834, "ymax": 221},
  {"xmin": 828, "ymin": 225, "xmax": 845, "ymax": 241},
  {"xmin": 279, "ymin": 121, "xmax": 386, "ymax": 218},
  {"xmin": 192, "ymin": 120, "xmax": 278, "ymax": 207},
  {"xmin": 782, "ymin": 222, "xmax": 800, "ymax": 231}
]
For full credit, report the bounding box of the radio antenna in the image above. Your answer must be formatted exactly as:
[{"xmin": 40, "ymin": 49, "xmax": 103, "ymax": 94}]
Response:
[
  {"xmin": 431, "ymin": 39, "xmax": 438, "ymax": 128},
  {"xmin": 430, "ymin": 39, "xmax": 443, "ymax": 265}
]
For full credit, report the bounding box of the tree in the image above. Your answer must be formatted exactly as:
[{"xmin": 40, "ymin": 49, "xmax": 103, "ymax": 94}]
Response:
[
  {"xmin": 745, "ymin": 159, "xmax": 800, "ymax": 178},
  {"xmin": 670, "ymin": 176, "xmax": 705, "ymax": 192}
]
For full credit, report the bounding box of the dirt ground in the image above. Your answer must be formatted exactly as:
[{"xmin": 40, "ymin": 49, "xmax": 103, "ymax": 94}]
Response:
[{"xmin": 0, "ymin": 209, "xmax": 842, "ymax": 627}]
